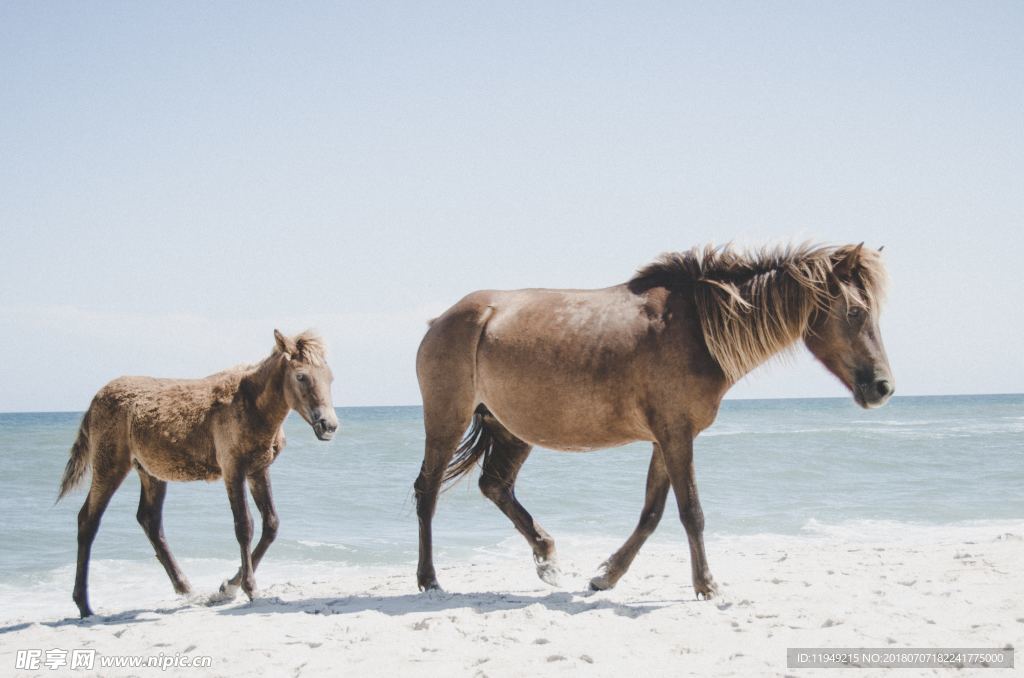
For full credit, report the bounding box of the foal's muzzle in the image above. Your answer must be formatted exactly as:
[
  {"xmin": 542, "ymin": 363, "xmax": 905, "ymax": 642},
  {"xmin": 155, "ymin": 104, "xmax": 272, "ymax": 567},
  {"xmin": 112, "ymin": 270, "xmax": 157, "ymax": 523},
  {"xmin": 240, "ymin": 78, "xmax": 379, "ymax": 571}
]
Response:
[{"xmin": 311, "ymin": 410, "xmax": 339, "ymax": 441}]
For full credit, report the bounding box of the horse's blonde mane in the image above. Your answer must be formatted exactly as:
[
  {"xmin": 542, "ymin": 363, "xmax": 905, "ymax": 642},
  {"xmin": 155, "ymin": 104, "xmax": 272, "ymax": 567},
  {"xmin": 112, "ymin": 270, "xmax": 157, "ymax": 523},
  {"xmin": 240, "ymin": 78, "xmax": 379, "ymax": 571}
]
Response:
[{"xmin": 630, "ymin": 243, "xmax": 887, "ymax": 383}]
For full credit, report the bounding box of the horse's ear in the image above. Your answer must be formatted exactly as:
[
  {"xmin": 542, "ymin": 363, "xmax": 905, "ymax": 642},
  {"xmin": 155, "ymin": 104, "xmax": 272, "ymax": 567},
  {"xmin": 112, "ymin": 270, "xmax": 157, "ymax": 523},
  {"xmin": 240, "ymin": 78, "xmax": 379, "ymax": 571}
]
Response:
[
  {"xmin": 834, "ymin": 243, "xmax": 864, "ymax": 278},
  {"xmin": 878, "ymin": 245, "xmax": 885, "ymax": 253},
  {"xmin": 273, "ymin": 329, "xmax": 295, "ymax": 358}
]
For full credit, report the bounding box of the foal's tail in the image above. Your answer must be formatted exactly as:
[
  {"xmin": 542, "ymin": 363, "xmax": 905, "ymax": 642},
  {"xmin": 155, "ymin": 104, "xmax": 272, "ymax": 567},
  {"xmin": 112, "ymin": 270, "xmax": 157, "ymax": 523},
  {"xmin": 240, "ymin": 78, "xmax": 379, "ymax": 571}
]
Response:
[
  {"xmin": 442, "ymin": 405, "xmax": 496, "ymax": 488},
  {"xmin": 57, "ymin": 410, "xmax": 92, "ymax": 501}
]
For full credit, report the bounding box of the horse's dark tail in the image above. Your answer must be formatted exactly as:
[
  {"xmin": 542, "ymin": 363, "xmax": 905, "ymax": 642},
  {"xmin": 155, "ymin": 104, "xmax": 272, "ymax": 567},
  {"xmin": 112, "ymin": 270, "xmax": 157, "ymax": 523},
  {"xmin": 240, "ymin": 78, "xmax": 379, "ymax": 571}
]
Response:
[
  {"xmin": 442, "ymin": 405, "xmax": 496, "ymax": 488},
  {"xmin": 57, "ymin": 410, "xmax": 91, "ymax": 502}
]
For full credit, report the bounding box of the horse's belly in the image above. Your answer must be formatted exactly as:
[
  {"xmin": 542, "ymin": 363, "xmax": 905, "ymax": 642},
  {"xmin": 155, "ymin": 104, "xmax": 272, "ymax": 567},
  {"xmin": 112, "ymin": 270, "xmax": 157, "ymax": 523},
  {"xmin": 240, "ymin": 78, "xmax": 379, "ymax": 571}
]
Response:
[
  {"xmin": 482, "ymin": 391, "xmax": 649, "ymax": 451},
  {"xmin": 474, "ymin": 292, "xmax": 654, "ymax": 449}
]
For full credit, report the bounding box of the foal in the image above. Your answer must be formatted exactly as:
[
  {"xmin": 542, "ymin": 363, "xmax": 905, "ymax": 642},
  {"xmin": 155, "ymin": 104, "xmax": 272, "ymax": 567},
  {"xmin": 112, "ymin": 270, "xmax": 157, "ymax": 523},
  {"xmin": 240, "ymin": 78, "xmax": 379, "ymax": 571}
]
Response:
[{"xmin": 58, "ymin": 329, "xmax": 338, "ymax": 617}]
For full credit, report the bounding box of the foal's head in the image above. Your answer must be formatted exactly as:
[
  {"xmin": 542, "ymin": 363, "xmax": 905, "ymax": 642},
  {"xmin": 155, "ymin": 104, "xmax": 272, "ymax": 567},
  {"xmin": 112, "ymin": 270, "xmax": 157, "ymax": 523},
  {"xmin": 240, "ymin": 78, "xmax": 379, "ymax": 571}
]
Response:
[
  {"xmin": 804, "ymin": 245, "xmax": 894, "ymax": 409},
  {"xmin": 273, "ymin": 329, "xmax": 339, "ymax": 440}
]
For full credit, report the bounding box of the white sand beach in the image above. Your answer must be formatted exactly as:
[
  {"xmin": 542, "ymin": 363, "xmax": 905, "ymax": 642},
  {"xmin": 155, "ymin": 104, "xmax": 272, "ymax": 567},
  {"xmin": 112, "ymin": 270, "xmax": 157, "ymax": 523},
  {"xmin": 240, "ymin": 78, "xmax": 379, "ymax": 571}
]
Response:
[{"xmin": 1, "ymin": 522, "xmax": 1020, "ymax": 677}]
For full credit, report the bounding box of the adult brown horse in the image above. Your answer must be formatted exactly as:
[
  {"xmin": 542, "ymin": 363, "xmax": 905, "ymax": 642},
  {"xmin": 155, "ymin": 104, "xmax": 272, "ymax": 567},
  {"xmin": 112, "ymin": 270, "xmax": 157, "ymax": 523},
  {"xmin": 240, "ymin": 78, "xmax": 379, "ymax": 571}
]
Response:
[
  {"xmin": 58, "ymin": 329, "xmax": 338, "ymax": 617},
  {"xmin": 414, "ymin": 243, "xmax": 892, "ymax": 598}
]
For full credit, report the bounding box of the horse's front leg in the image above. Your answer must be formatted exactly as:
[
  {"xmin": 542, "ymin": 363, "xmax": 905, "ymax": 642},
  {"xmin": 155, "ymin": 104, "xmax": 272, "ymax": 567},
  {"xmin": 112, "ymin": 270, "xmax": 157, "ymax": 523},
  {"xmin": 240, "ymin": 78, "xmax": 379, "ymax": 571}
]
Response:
[
  {"xmin": 657, "ymin": 430, "xmax": 718, "ymax": 599},
  {"xmin": 225, "ymin": 467, "xmax": 278, "ymax": 589},
  {"xmin": 590, "ymin": 444, "xmax": 670, "ymax": 590},
  {"xmin": 222, "ymin": 464, "xmax": 256, "ymax": 600}
]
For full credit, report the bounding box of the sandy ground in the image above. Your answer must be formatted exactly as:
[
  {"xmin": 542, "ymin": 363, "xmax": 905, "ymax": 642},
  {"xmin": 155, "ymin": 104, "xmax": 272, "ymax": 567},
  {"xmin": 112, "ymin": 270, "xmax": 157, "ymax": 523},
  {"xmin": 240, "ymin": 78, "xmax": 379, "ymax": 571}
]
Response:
[{"xmin": 1, "ymin": 524, "xmax": 1021, "ymax": 677}]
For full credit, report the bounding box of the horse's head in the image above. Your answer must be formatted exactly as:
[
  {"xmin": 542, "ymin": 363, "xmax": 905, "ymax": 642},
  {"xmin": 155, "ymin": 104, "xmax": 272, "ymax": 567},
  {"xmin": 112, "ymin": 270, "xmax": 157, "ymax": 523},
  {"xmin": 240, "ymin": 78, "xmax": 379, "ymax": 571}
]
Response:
[
  {"xmin": 274, "ymin": 329, "xmax": 339, "ymax": 440},
  {"xmin": 804, "ymin": 245, "xmax": 894, "ymax": 409}
]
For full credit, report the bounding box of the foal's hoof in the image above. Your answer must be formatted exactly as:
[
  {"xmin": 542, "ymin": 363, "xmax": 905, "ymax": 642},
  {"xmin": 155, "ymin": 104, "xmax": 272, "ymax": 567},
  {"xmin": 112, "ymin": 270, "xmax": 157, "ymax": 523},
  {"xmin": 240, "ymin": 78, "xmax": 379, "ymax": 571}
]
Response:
[
  {"xmin": 240, "ymin": 578, "xmax": 258, "ymax": 601},
  {"xmin": 73, "ymin": 591, "xmax": 92, "ymax": 618},
  {"xmin": 534, "ymin": 557, "xmax": 561, "ymax": 587},
  {"xmin": 694, "ymin": 579, "xmax": 719, "ymax": 600}
]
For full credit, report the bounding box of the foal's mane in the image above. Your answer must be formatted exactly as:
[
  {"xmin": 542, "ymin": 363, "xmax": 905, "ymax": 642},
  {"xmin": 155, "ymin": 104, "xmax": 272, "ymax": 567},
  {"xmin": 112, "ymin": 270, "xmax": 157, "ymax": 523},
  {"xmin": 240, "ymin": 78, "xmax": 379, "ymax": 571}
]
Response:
[
  {"xmin": 273, "ymin": 330, "xmax": 328, "ymax": 367},
  {"xmin": 629, "ymin": 243, "xmax": 887, "ymax": 382}
]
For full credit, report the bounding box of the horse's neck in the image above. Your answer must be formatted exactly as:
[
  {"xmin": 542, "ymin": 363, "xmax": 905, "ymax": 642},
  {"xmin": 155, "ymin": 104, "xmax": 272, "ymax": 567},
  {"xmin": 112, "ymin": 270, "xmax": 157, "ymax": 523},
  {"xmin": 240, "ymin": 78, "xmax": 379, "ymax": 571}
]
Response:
[{"xmin": 243, "ymin": 355, "xmax": 291, "ymax": 430}]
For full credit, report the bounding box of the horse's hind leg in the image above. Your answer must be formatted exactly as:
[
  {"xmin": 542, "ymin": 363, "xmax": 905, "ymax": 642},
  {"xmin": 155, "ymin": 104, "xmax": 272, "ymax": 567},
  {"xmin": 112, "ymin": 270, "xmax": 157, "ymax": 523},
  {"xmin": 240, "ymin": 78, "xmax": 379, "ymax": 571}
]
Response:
[
  {"xmin": 590, "ymin": 444, "xmax": 670, "ymax": 591},
  {"xmin": 223, "ymin": 467, "xmax": 278, "ymax": 592},
  {"xmin": 478, "ymin": 421, "xmax": 559, "ymax": 586},
  {"xmin": 414, "ymin": 421, "xmax": 470, "ymax": 591},
  {"xmin": 414, "ymin": 301, "xmax": 491, "ymax": 592},
  {"xmin": 73, "ymin": 449, "xmax": 130, "ymax": 617},
  {"xmin": 136, "ymin": 466, "xmax": 191, "ymax": 595}
]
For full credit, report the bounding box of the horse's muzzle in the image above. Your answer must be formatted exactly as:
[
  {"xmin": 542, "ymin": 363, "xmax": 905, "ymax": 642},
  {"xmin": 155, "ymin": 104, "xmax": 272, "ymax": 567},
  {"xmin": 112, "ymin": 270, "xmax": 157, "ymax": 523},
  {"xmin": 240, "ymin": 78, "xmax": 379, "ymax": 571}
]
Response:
[{"xmin": 855, "ymin": 378, "xmax": 894, "ymax": 409}]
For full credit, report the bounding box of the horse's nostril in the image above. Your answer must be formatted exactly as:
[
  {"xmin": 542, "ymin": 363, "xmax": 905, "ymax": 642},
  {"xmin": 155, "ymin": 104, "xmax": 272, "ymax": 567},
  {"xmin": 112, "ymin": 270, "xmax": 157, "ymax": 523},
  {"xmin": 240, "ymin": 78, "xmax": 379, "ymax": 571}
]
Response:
[{"xmin": 875, "ymin": 380, "xmax": 893, "ymax": 398}]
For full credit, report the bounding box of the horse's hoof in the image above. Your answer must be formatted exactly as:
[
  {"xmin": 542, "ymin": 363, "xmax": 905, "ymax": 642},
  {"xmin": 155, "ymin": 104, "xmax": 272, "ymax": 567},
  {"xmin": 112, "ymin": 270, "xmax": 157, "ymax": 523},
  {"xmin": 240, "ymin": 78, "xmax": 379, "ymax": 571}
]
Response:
[
  {"xmin": 421, "ymin": 585, "xmax": 448, "ymax": 600},
  {"xmin": 418, "ymin": 580, "xmax": 442, "ymax": 593},
  {"xmin": 535, "ymin": 558, "xmax": 561, "ymax": 587},
  {"xmin": 588, "ymin": 561, "xmax": 616, "ymax": 591},
  {"xmin": 219, "ymin": 580, "xmax": 241, "ymax": 598},
  {"xmin": 78, "ymin": 607, "xmax": 94, "ymax": 619}
]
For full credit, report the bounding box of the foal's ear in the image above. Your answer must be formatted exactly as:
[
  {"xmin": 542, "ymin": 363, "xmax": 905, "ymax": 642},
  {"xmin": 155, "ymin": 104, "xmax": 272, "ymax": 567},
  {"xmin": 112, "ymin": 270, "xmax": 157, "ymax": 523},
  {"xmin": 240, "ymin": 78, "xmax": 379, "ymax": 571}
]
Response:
[{"xmin": 273, "ymin": 329, "xmax": 296, "ymax": 358}]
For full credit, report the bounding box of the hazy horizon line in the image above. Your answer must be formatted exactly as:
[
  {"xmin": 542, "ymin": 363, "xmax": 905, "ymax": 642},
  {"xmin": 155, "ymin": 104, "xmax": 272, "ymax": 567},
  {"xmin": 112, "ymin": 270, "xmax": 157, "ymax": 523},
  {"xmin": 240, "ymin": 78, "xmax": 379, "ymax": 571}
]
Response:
[{"xmin": 2, "ymin": 391, "xmax": 1020, "ymax": 416}]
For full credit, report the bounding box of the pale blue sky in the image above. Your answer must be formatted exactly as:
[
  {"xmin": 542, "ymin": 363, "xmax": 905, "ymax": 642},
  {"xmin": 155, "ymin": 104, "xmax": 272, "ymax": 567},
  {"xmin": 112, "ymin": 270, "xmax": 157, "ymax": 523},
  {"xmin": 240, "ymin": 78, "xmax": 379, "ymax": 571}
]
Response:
[{"xmin": 1, "ymin": 2, "xmax": 1022, "ymax": 411}]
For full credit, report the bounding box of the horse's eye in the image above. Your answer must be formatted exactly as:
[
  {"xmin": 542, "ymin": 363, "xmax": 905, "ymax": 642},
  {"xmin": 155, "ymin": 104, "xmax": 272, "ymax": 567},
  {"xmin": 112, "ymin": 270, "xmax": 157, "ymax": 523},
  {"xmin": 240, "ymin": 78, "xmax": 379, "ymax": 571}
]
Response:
[
  {"xmin": 296, "ymin": 373, "xmax": 306, "ymax": 382},
  {"xmin": 848, "ymin": 307, "xmax": 862, "ymax": 319}
]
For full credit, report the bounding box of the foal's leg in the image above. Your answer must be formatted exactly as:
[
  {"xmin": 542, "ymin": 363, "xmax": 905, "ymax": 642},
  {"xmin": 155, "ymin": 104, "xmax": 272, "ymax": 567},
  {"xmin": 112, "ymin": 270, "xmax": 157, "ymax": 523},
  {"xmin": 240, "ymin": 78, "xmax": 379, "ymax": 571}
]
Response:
[
  {"xmin": 657, "ymin": 431, "xmax": 718, "ymax": 599},
  {"xmin": 224, "ymin": 467, "xmax": 278, "ymax": 590},
  {"xmin": 222, "ymin": 464, "xmax": 257, "ymax": 600},
  {"xmin": 73, "ymin": 455, "xmax": 130, "ymax": 617},
  {"xmin": 590, "ymin": 444, "xmax": 671, "ymax": 591},
  {"xmin": 478, "ymin": 433, "xmax": 559, "ymax": 585},
  {"xmin": 136, "ymin": 467, "xmax": 191, "ymax": 595}
]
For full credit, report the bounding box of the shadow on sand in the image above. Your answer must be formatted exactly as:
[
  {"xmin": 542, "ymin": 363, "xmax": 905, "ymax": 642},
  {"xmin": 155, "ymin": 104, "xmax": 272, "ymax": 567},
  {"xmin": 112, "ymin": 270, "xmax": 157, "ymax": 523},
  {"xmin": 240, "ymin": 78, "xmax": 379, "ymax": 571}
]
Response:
[
  {"xmin": 216, "ymin": 589, "xmax": 690, "ymax": 619},
  {"xmin": 0, "ymin": 605, "xmax": 192, "ymax": 635},
  {"xmin": 0, "ymin": 590, "xmax": 692, "ymax": 634}
]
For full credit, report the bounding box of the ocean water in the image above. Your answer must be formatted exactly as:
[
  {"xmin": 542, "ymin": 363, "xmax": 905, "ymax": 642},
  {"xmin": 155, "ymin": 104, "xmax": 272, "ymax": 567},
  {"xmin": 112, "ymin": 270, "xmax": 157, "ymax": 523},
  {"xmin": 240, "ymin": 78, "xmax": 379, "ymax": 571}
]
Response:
[{"xmin": 0, "ymin": 394, "xmax": 1021, "ymax": 618}]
